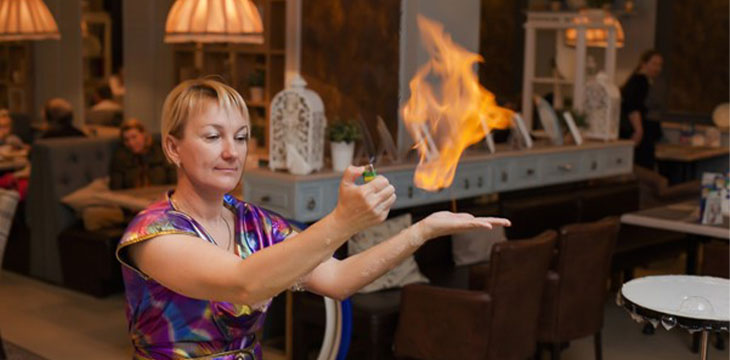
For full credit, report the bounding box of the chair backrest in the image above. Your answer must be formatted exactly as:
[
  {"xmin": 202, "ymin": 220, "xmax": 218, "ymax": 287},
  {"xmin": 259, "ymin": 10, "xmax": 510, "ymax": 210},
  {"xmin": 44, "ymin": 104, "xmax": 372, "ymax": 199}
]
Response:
[
  {"xmin": 547, "ymin": 217, "xmax": 619, "ymax": 341},
  {"xmin": 484, "ymin": 229, "xmax": 557, "ymax": 360},
  {"xmin": 25, "ymin": 136, "xmax": 119, "ymax": 283}
]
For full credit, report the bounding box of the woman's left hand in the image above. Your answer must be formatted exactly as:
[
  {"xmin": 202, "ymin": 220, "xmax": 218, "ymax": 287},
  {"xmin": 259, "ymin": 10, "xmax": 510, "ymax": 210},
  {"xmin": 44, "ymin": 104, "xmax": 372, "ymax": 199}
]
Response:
[{"xmin": 414, "ymin": 211, "xmax": 511, "ymax": 241}]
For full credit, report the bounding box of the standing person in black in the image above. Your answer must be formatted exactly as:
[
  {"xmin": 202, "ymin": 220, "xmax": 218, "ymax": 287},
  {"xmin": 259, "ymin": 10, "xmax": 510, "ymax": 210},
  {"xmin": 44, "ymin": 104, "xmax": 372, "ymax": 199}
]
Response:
[
  {"xmin": 40, "ymin": 98, "xmax": 87, "ymax": 139},
  {"xmin": 619, "ymin": 50, "xmax": 664, "ymax": 169}
]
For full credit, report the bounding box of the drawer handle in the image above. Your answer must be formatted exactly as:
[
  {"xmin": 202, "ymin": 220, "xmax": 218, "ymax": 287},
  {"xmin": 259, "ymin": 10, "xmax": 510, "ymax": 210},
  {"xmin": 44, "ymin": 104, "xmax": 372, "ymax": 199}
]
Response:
[
  {"xmin": 477, "ymin": 176, "xmax": 483, "ymax": 188},
  {"xmin": 260, "ymin": 195, "xmax": 271, "ymax": 203},
  {"xmin": 501, "ymin": 171, "xmax": 508, "ymax": 182},
  {"xmin": 558, "ymin": 164, "xmax": 573, "ymax": 172},
  {"xmin": 464, "ymin": 179, "xmax": 470, "ymax": 190},
  {"xmin": 526, "ymin": 168, "xmax": 535, "ymax": 176},
  {"xmin": 307, "ymin": 198, "xmax": 316, "ymax": 211},
  {"xmin": 616, "ymin": 157, "xmax": 623, "ymax": 165},
  {"xmin": 591, "ymin": 161, "xmax": 598, "ymax": 170},
  {"xmin": 408, "ymin": 186, "xmax": 414, "ymax": 199}
]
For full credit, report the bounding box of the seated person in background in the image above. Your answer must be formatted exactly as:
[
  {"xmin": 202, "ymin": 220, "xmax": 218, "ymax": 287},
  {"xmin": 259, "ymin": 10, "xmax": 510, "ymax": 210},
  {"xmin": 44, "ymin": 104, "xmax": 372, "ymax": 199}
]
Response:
[
  {"xmin": 87, "ymin": 85, "xmax": 123, "ymax": 127},
  {"xmin": 109, "ymin": 118, "xmax": 176, "ymax": 190},
  {"xmin": 40, "ymin": 98, "xmax": 86, "ymax": 139},
  {"xmin": 0, "ymin": 110, "xmax": 28, "ymax": 151},
  {"xmin": 0, "ymin": 109, "xmax": 30, "ymax": 199}
]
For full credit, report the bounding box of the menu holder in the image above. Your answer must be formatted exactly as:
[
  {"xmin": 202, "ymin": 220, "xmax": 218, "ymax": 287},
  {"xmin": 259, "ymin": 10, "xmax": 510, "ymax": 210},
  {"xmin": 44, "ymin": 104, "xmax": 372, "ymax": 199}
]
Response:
[{"xmin": 700, "ymin": 172, "xmax": 729, "ymax": 224}]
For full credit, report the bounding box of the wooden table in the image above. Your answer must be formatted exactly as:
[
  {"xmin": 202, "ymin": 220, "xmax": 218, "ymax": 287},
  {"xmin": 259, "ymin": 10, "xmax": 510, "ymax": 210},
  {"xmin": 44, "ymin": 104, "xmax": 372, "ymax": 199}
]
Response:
[
  {"xmin": 656, "ymin": 144, "xmax": 729, "ymax": 163},
  {"xmin": 656, "ymin": 144, "xmax": 730, "ymax": 183},
  {"xmin": 0, "ymin": 158, "xmax": 28, "ymax": 172},
  {"xmin": 91, "ymin": 185, "xmax": 172, "ymax": 212}
]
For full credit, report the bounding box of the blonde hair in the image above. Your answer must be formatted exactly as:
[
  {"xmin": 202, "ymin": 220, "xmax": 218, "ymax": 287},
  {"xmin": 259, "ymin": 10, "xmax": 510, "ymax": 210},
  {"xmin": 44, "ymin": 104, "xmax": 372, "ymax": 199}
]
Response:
[{"xmin": 161, "ymin": 78, "xmax": 250, "ymax": 161}]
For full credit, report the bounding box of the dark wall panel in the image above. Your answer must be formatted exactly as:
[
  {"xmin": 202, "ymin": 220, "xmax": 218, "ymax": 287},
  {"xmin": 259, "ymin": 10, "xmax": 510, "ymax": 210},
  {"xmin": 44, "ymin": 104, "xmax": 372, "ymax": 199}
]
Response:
[
  {"xmin": 657, "ymin": 0, "xmax": 729, "ymax": 114},
  {"xmin": 301, "ymin": 0, "xmax": 400, "ymax": 138},
  {"xmin": 478, "ymin": 0, "xmax": 526, "ymax": 108}
]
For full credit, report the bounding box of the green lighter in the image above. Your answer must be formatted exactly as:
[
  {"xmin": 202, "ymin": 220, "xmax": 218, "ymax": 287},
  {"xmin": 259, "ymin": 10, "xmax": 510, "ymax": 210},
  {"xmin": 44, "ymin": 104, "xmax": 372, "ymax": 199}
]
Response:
[{"xmin": 363, "ymin": 163, "xmax": 377, "ymax": 183}]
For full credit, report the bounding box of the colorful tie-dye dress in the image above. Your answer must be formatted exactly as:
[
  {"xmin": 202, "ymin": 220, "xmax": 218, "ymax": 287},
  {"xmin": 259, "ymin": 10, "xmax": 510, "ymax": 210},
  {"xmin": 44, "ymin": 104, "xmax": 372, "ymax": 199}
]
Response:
[{"xmin": 116, "ymin": 191, "xmax": 294, "ymax": 359}]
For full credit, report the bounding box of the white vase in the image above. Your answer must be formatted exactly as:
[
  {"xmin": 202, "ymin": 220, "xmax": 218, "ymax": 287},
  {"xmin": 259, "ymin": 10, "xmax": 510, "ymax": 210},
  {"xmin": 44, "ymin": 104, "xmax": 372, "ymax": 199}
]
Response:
[{"xmin": 331, "ymin": 141, "xmax": 355, "ymax": 172}]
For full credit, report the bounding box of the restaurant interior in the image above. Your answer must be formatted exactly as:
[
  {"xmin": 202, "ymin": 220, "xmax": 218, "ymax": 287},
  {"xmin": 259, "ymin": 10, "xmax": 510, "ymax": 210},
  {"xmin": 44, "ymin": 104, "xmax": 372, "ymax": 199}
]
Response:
[{"xmin": 0, "ymin": 0, "xmax": 728, "ymax": 359}]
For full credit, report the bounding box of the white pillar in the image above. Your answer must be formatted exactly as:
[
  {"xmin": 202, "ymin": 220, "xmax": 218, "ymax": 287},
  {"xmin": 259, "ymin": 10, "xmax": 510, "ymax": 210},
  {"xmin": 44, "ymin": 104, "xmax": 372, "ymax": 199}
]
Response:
[
  {"xmin": 123, "ymin": 0, "xmax": 175, "ymax": 133},
  {"xmin": 573, "ymin": 26, "xmax": 586, "ymax": 113},
  {"xmin": 605, "ymin": 26, "xmax": 617, "ymax": 82},
  {"xmin": 33, "ymin": 0, "xmax": 84, "ymax": 127},
  {"xmin": 285, "ymin": 0, "xmax": 301, "ymax": 87}
]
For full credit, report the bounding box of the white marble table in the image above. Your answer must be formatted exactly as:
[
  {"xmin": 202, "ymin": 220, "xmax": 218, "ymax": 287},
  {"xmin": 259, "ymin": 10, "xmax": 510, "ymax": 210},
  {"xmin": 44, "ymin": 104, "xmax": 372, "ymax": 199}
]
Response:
[
  {"xmin": 620, "ymin": 275, "xmax": 730, "ymax": 360},
  {"xmin": 621, "ymin": 201, "xmax": 729, "ymax": 240}
]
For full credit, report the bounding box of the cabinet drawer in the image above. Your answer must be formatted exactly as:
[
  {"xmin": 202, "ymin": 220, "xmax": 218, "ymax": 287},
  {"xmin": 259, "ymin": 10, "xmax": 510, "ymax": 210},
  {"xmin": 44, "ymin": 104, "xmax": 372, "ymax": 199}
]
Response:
[
  {"xmin": 542, "ymin": 153, "xmax": 584, "ymax": 184},
  {"xmin": 494, "ymin": 158, "xmax": 540, "ymax": 191},
  {"xmin": 297, "ymin": 185, "xmax": 325, "ymax": 219},
  {"xmin": 249, "ymin": 184, "xmax": 289, "ymax": 214},
  {"xmin": 453, "ymin": 163, "xmax": 492, "ymax": 197},
  {"xmin": 601, "ymin": 147, "xmax": 632, "ymax": 174},
  {"xmin": 582, "ymin": 151, "xmax": 602, "ymax": 176}
]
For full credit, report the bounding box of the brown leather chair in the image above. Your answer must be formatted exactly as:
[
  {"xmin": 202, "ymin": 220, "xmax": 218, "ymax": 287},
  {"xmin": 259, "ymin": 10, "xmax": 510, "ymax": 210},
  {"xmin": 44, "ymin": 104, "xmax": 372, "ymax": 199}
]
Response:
[
  {"xmin": 536, "ymin": 217, "xmax": 620, "ymax": 360},
  {"xmin": 633, "ymin": 165, "xmax": 700, "ymax": 209},
  {"xmin": 393, "ymin": 230, "xmax": 557, "ymax": 360}
]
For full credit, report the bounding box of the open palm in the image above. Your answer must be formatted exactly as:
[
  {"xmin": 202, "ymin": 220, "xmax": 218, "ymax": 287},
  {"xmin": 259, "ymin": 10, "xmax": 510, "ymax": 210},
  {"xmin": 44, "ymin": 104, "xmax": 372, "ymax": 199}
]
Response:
[{"xmin": 418, "ymin": 211, "xmax": 511, "ymax": 239}]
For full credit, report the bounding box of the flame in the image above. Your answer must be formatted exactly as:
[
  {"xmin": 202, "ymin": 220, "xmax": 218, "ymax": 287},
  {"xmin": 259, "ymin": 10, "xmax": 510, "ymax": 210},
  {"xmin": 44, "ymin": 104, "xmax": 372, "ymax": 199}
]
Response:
[{"xmin": 402, "ymin": 16, "xmax": 513, "ymax": 192}]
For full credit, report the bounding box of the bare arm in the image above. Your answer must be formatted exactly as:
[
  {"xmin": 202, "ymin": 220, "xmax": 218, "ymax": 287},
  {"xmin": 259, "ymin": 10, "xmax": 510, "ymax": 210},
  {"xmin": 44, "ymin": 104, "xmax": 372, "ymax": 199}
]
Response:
[
  {"xmin": 128, "ymin": 166, "xmax": 396, "ymax": 305},
  {"xmin": 628, "ymin": 111, "xmax": 643, "ymax": 146},
  {"xmin": 304, "ymin": 212, "xmax": 511, "ymax": 300}
]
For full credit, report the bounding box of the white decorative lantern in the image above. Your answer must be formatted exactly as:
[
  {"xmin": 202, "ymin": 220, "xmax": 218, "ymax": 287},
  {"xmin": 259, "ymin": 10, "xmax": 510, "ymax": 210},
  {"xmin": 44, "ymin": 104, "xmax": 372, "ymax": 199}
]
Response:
[
  {"xmin": 583, "ymin": 72, "xmax": 621, "ymax": 141},
  {"xmin": 269, "ymin": 75, "xmax": 326, "ymax": 174}
]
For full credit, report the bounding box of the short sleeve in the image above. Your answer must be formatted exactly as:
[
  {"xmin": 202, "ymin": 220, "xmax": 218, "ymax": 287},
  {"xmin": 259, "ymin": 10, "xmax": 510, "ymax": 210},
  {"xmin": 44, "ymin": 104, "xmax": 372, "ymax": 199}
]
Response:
[
  {"xmin": 116, "ymin": 207, "xmax": 198, "ymax": 279},
  {"xmin": 241, "ymin": 203, "xmax": 295, "ymax": 249}
]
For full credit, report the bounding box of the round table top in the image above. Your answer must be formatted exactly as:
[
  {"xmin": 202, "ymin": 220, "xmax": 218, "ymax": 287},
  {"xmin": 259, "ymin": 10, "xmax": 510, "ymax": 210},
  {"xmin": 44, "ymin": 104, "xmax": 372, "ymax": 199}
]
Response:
[{"xmin": 621, "ymin": 275, "xmax": 729, "ymax": 331}]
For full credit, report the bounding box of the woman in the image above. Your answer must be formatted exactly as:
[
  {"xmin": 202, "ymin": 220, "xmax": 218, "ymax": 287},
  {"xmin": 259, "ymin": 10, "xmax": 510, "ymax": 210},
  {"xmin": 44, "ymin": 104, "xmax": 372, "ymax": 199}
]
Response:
[
  {"xmin": 110, "ymin": 118, "xmax": 176, "ymax": 190},
  {"xmin": 620, "ymin": 50, "xmax": 664, "ymax": 169},
  {"xmin": 116, "ymin": 79, "xmax": 510, "ymax": 359}
]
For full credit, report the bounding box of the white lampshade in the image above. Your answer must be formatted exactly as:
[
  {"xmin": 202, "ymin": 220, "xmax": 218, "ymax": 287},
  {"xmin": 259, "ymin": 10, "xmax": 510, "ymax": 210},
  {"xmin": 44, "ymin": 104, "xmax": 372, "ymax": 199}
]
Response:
[
  {"xmin": 165, "ymin": 0, "xmax": 264, "ymax": 44},
  {"xmin": 0, "ymin": 0, "xmax": 60, "ymax": 41},
  {"xmin": 565, "ymin": 9, "xmax": 624, "ymax": 48}
]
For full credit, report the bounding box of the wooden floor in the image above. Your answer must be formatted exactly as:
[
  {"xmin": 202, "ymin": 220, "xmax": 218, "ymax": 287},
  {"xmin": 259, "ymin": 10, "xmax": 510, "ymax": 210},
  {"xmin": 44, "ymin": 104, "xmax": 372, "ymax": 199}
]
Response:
[{"xmin": 1, "ymin": 257, "xmax": 727, "ymax": 360}]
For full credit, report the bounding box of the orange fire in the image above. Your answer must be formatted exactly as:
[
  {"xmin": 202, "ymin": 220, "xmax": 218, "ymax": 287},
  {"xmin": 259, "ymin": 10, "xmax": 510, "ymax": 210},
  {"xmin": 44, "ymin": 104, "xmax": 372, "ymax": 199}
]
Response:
[{"xmin": 402, "ymin": 16, "xmax": 513, "ymax": 192}]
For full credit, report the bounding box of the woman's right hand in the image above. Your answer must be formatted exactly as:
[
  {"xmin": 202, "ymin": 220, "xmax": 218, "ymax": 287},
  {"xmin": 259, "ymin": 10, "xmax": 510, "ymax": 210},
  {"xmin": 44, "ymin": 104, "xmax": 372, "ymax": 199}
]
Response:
[{"xmin": 332, "ymin": 165, "xmax": 396, "ymax": 234}]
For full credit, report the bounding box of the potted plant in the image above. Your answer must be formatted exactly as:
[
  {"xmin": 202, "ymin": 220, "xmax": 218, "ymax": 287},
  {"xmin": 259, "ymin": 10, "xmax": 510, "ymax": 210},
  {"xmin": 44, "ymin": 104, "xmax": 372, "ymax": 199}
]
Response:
[
  {"xmin": 327, "ymin": 120, "xmax": 361, "ymax": 172},
  {"xmin": 248, "ymin": 70, "xmax": 265, "ymax": 103}
]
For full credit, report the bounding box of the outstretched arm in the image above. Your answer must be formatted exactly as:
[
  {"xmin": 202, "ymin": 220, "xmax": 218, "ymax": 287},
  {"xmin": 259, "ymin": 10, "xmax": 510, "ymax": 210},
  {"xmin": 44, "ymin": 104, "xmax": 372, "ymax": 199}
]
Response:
[
  {"xmin": 304, "ymin": 212, "xmax": 511, "ymax": 300},
  {"xmin": 128, "ymin": 166, "xmax": 396, "ymax": 306}
]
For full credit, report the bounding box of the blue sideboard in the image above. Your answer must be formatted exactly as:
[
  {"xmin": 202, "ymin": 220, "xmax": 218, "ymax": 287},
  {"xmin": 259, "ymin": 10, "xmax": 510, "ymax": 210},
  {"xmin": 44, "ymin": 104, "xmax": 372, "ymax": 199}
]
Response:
[{"xmin": 243, "ymin": 140, "xmax": 634, "ymax": 222}]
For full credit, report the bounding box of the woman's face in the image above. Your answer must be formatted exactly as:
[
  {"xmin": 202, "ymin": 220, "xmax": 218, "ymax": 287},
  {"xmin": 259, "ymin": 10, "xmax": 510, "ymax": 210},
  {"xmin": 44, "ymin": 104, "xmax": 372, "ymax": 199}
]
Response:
[
  {"xmin": 173, "ymin": 100, "xmax": 249, "ymax": 194},
  {"xmin": 643, "ymin": 55, "xmax": 663, "ymax": 79},
  {"xmin": 123, "ymin": 128, "xmax": 147, "ymax": 155}
]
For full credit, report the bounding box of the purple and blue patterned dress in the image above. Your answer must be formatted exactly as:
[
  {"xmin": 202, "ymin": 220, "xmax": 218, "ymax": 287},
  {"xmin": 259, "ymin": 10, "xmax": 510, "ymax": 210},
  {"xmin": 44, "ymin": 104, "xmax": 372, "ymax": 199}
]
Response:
[{"xmin": 116, "ymin": 191, "xmax": 294, "ymax": 359}]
